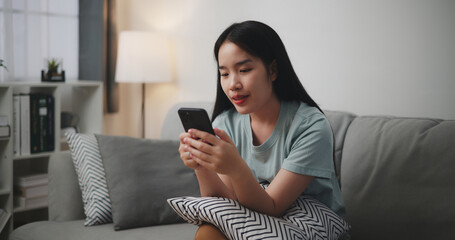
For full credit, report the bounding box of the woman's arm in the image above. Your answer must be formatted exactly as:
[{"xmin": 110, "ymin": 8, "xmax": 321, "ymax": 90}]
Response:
[
  {"xmin": 184, "ymin": 128, "xmax": 312, "ymax": 217},
  {"xmin": 229, "ymin": 167, "xmax": 313, "ymax": 217},
  {"xmin": 179, "ymin": 132, "xmax": 236, "ymax": 199},
  {"xmin": 194, "ymin": 168, "xmax": 236, "ymax": 199}
]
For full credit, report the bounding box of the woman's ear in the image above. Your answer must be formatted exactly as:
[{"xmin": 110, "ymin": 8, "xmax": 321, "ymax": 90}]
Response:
[{"xmin": 268, "ymin": 60, "xmax": 278, "ymax": 82}]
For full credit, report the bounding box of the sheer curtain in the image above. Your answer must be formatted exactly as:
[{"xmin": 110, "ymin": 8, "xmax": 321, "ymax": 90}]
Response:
[
  {"xmin": 0, "ymin": 0, "xmax": 78, "ymax": 82},
  {"xmin": 0, "ymin": 0, "xmax": 13, "ymax": 82}
]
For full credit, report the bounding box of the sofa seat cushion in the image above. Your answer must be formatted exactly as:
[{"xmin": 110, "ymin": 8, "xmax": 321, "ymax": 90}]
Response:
[{"xmin": 10, "ymin": 220, "xmax": 197, "ymax": 240}]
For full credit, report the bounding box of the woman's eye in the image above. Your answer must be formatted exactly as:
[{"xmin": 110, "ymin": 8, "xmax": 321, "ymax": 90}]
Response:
[
  {"xmin": 220, "ymin": 73, "xmax": 229, "ymax": 77},
  {"xmin": 240, "ymin": 68, "xmax": 252, "ymax": 73}
]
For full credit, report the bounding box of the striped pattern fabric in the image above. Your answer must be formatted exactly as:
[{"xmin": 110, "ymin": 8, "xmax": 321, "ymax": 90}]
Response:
[
  {"xmin": 66, "ymin": 133, "xmax": 112, "ymax": 226},
  {"xmin": 168, "ymin": 184, "xmax": 349, "ymax": 240},
  {"xmin": 282, "ymin": 196, "xmax": 350, "ymax": 240}
]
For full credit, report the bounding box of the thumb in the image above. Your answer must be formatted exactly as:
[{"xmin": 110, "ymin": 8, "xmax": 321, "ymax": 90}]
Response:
[{"xmin": 214, "ymin": 128, "xmax": 234, "ymax": 144}]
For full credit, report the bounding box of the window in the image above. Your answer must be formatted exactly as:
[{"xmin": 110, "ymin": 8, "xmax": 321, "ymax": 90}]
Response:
[{"xmin": 0, "ymin": 0, "xmax": 78, "ymax": 82}]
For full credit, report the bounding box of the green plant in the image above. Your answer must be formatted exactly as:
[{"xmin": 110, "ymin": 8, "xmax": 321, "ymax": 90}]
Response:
[
  {"xmin": 47, "ymin": 58, "xmax": 60, "ymax": 73},
  {"xmin": 0, "ymin": 59, "xmax": 7, "ymax": 71}
]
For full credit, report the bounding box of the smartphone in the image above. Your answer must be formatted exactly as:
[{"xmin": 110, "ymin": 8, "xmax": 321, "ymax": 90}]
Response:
[{"xmin": 178, "ymin": 108, "xmax": 215, "ymax": 135}]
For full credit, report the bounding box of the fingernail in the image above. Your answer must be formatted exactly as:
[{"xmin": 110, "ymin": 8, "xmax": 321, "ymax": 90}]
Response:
[
  {"xmin": 188, "ymin": 129, "xmax": 193, "ymax": 134},
  {"xmin": 184, "ymin": 137, "xmax": 188, "ymax": 143}
]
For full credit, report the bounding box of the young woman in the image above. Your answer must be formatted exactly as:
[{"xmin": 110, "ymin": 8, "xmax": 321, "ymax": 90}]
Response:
[{"xmin": 179, "ymin": 20, "xmax": 346, "ymax": 239}]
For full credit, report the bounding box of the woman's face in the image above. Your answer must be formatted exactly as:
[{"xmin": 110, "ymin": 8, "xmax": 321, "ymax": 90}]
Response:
[{"xmin": 218, "ymin": 41, "xmax": 278, "ymax": 115}]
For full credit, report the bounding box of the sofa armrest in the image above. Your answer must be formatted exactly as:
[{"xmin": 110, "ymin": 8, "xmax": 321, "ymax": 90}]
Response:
[{"xmin": 48, "ymin": 151, "xmax": 85, "ymax": 221}]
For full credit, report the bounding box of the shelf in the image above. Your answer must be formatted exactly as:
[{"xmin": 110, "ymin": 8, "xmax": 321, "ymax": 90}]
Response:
[
  {"xmin": 13, "ymin": 205, "xmax": 47, "ymax": 213},
  {"xmin": 0, "ymin": 80, "xmax": 99, "ymax": 88},
  {"xmin": 0, "ymin": 81, "xmax": 102, "ymax": 237},
  {"xmin": 13, "ymin": 152, "xmax": 53, "ymax": 161}
]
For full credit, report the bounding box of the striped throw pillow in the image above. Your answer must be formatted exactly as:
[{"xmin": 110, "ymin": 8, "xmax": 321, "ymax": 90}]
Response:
[
  {"xmin": 66, "ymin": 133, "xmax": 112, "ymax": 226},
  {"xmin": 168, "ymin": 184, "xmax": 349, "ymax": 240}
]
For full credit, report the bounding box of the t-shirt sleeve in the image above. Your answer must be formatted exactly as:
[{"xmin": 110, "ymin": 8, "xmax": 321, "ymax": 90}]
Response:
[
  {"xmin": 282, "ymin": 113, "xmax": 334, "ymax": 179},
  {"xmin": 212, "ymin": 115, "xmax": 223, "ymax": 130},
  {"xmin": 212, "ymin": 112, "xmax": 233, "ymax": 139}
]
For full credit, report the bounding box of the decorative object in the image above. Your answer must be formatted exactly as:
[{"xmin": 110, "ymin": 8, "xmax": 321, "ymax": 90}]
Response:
[
  {"xmin": 60, "ymin": 112, "xmax": 79, "ymax": 129},
  {"xmin": 115, "ymin": 31, "xmax": 172, "ymax": 138},
  {"xmin": 41, "ymin": 58, "xmax": 65, "ymax": 82}
]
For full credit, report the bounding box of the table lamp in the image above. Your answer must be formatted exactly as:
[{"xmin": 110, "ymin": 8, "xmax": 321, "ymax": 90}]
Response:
[{"xmin": 115, "ymin": 31, "xmax": 172, "ymax": 138}]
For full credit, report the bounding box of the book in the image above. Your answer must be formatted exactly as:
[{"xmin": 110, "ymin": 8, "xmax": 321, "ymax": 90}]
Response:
[
  {"xmin": 20, "ymin": 94, "xmax": 30, "ymax": 155},
  {"xmin": 30, "ymin": 94, "xmax": 40, "ymax": 153},
  {"xmin": 13, "ymin": 95, "xmax": 20, "ymax": 156},
  {"xmin": 28, "ymin": 94, "xmax": 55, "ymax": 153},
  {"xmin": 38, "ymin": 95, "xmax": 48, "ymax": 152},
  {"xmin": 14, "ymin": 172, "xmax": 49, "ymax": 188},
  {"xmin": 0, "ymin": 208, "xmax": 11, "ymax": 232},
  {"xmin": 14, "ymin": 196, "xmax": 48, "ymax": 210},
  {"xmin": 0, "ymin": 125, "xmax": 9, "ymax": 137},
  {"xmin": 14, "ymin": 184, "xmax": 48, "ymax": 198},
  {"xmin": 12, "ymin": 94, "xmax": 55, "ymax": 154},
  {"xmin": 47, "ymin": 95, "xmax": 55, "ymax": 151}
]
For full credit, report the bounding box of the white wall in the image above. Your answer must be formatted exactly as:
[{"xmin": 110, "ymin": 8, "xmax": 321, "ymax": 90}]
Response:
[{"xmin": 112, "ymin": 0, "xmax": 455, "ymax": 139}]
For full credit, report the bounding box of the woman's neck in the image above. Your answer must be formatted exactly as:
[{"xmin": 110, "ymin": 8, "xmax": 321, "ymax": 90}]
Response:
[{"xmin": 249, "ymin": 96, "xmax": 281, "ymax": 146}]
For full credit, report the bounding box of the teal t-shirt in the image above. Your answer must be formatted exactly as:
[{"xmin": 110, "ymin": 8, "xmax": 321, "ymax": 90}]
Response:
[{"xmin": 212, "ymin": 100, "xmax": 346, "ymax": 217}]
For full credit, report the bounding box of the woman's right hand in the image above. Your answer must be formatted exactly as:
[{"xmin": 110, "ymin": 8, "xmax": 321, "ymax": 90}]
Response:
[{"xmin": 179, "ymin": 132, "xmax": 201, "ymax": 169}]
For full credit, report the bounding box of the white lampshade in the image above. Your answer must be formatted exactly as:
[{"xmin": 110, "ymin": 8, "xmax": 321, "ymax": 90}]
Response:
[{"xmin": 115, "ymin": 31, "xmax": 171, "ymax": 83}]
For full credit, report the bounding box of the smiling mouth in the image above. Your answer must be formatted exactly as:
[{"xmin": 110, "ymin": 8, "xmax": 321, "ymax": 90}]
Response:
[
  {"xmin": 233, "ymin": 95, "xmax": 247, "ymax": 100},
  {"xmin": 232, "ymin": 95, "xmax": 249, "ymax": 104}
]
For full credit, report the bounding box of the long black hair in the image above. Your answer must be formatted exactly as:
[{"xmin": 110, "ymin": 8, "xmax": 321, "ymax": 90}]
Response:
[{"xmin": 211, "ymin": 20, "xmax": 322, "ymax": 121}]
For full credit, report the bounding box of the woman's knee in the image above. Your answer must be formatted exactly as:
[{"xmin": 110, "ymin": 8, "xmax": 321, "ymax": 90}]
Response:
[{"xmin": 194, "ymin": 224, "xmax": 228, "ymax": 240}]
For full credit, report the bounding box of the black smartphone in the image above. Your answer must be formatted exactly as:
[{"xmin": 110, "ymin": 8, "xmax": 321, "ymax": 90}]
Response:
[{"xmin": 178, "ymin": 108, "xmax": 215, "ymax": 135}]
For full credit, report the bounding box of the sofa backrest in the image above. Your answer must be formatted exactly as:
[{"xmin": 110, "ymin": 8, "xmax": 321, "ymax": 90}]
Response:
[{"xmin": 340, "ymin": 116, "xmax": 455, "ymax": 239}]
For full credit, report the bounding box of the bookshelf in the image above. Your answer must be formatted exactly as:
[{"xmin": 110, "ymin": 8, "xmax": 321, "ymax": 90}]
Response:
[{"xmin": 0, "ymin": 81, "xmax": 102, "ymax": 239}]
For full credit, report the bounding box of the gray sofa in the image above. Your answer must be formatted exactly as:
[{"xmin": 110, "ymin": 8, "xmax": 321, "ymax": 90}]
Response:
[{"xmin": 10, "ymin": 102, "xmax": 455, "ymax": 240}]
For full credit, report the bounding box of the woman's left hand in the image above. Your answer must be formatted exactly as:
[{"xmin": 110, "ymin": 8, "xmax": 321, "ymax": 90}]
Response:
[{"xmin": 183, "ymin": 128, "xmax": 247, "ymax": 177}]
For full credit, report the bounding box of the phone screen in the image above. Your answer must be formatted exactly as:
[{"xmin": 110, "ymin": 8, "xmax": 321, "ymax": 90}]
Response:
[{"xmin": 178, "ymin": 108, "xmax": 215, "ymax": 135}]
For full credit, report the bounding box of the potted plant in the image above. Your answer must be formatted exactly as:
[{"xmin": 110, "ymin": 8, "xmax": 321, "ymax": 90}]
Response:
[
  {"xmin": 47, "ymin": 58, "xmax": 60, "ymax": 75},
  {"xmin": 42, "ymin": 58, "xmax": 65, "ymax": 82}
]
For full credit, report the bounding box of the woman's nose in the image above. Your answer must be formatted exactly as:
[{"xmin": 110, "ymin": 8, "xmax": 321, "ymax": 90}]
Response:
[{"xmin": 229, "ymin": 74, "xmax": 241, "ymax": 90}]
